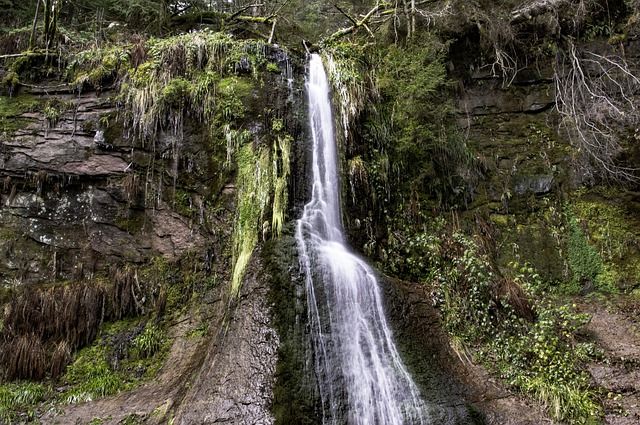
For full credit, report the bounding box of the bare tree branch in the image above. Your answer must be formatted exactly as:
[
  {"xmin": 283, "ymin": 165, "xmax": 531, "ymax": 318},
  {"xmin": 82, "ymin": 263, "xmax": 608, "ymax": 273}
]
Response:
[
  {"xmin": 511, "ymin": 0, "xmax": 569, "ymax": 24},
  {"xmin": 554, "ymin": 39, "xmax": 640, "ymax": 181}
]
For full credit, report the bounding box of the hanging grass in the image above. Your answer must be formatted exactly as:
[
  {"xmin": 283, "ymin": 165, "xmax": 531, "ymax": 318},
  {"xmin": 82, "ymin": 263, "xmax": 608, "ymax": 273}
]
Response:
[
  {"xmin": 118, "ymin": 30, "xmax": 267, "ymax": 148},
  {"xmin": 323, "ymin": 44, "xmax": 369, "ymax": 141},
  {"xmin": 271, "ymin": 119, "xmax": 292, "ymax": 238},
  {"xmin": 0, "ymin": 266, "xmax": 160, "ymax": 381}
]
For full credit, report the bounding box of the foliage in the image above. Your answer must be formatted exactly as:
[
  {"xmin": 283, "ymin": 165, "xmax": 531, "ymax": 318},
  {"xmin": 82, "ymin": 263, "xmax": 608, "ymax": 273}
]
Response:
[
  {"xmin": 132, "ymin": 324, "xmax": 165, "ymax": 359},
  {"xmin": 566, "ymin": 213, "xmax": 604, "ymax": 293},
  {"xmin": 60, "ymin": 319, "xmax": 168, "ymax": 404},
  {"xmin": 325, "ymin": 36, "xmax": 477, "ymax": 221},
  {"xmin": 0, "ymin": 381, "xmax": 49, "ymax": 423},
  {"xmin": 381, "ymin": 215, "xmax": 602, "ymax": 423},
  {"xmin": 565, "ymin": 201, "xmax": 626, "ymax": 294},
  {"xmin": 490, "ymin": 305, "xmax": 600, "ymax": 422},
  {"xmin": 375, "ymin": 38, "xmax": 475, "ymax": 206}
]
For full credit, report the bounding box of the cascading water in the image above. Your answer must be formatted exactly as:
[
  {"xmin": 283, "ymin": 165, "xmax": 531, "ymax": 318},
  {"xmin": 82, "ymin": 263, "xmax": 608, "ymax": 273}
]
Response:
[{"xmin": 295, "ymin": 54, "xmax": 430, "ymax": 425}]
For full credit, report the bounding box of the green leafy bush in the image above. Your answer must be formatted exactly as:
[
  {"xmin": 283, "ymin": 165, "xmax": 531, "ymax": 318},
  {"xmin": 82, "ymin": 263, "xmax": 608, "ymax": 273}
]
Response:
[{"xmin": 382, "ymin": 215, "xmax": 601, "ymax": 423}]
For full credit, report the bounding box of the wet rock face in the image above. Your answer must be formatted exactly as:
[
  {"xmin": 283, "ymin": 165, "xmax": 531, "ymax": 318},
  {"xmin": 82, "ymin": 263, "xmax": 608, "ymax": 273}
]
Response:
[
  {"xmin": 459, "ymin": 62, "xmax": 565, "ymax": 207},
  {"xmin": 513, "ymin": 174, "xmax": 554, "ymax": 195},
  {"xmin": 380, "ymin": 277, "xmax": 479, "ymax": 424},
  {"xmin": 451, "ymin": 38, "xmax": 640, "ymax": 285},
  {"xmin": 173, "ymin": 253, "xmax": 279, "ymax": 425},
  {"xmin": 0, "ymin": 88, "xmax": 214, "ymax": 283},
  {"xmin": 0, "ymin": 45, "xmax": 307, "ymax": 285}
]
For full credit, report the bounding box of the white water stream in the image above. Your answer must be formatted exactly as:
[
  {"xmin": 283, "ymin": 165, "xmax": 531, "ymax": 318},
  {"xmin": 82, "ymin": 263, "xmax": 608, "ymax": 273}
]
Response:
[{"xmin": 295, "ymin": 54, "xmax": 429, "ymax": 425}]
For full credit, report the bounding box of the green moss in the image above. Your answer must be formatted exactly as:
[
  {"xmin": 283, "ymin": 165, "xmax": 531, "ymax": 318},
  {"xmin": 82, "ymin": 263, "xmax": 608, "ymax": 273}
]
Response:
[
  {"xmin": 160, "ymin": 77, "xmax": 193, "ymax": 107},
  {"xmin": 218, "ymin": 76, "xmax": 253, "ymax": 98},
  {"xmin": 61, "ymin": 345, "xmax": 124, "ymax": 404},
  {"xmin": 271, "ymin": 120, "xmax": 292, "ymax": 238},
  {"xmin": 0, "ymin": 94, "xmax": 39, "ymax": 133},
  {"xmin": 1, "ymin": 71, "xmax": 19, "ymax": 94},
  {"xmin": 66, "ymin": 44, "xmax": 130, "ymax": 90},
  {"xmin": 266, "ymin": 62, "xmax": 280, "ymax": 73},
  {"xmin": 128, "ymin": 61, "xmax": 155, "ymax": 87},
  {"xmin": 60, "ymin": 318, "xmax": 169, "ymax": 405},
  {"xmin": 217, "ymin": 77, "xmax": 251, "ymax": 122},
  {"xmin": 572, "ymin": 198, "xmax": 638, "ymax": 262},
  {"xmin": 121, "ymin": 413, "xmax": 145, "ymax": 424},
  {"xmin": 9, "ymin": 51, "xmax": 50, "ymax": 81},
  {"xmin": 186, "ymin": 323, "xmax": 209, "ymax": 339},
  {"xmin": 230, "ymin": 143, "xmax": 272, "ymax": 295},
  {"xmin": 115, "ymin": 212, "xmax": 146, "ymax": 235},
  {"xmin": 489, "ymin": 214, "xmax": 510, "ymax": 226},
  {"xmin": 228, "ymin": 119, "xmax": 292, "ymax": 295},
  {"xmin": 566, "ymin": 214, "xmax": 603, "ymax": 293}
]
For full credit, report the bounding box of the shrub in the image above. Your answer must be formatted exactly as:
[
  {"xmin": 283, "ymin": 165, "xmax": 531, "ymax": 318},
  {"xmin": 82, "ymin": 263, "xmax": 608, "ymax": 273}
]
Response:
[{"xmin": 132, "ymin": 324, "xmax": 165, "ymax": 359}]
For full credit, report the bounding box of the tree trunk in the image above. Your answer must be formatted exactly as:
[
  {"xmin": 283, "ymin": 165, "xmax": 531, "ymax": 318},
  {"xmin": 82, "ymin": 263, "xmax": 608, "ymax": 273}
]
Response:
[{"xmin": 29, "ymin": 0, "xmax": 41, "ymax": 50}]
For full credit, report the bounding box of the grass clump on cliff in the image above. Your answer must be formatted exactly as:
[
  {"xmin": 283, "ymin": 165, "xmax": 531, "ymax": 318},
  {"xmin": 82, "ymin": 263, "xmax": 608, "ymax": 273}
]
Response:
[
  {"xmin": 60, "ymin": 319, "xmax": 168, "ymax": 404},
  {"xmin": 117, "ymin": 31, "xmax": 266, "ymax": 146},
  {"xmin": 66, "ymin": 44, "xmax": 131, "ymax": 91}
]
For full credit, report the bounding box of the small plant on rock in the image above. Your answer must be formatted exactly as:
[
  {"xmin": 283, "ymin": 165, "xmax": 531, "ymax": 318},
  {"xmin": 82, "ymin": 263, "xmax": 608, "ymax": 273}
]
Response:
[{"xmin": 132, "ymin": 324, "xmax": 165, "ymax": 359}]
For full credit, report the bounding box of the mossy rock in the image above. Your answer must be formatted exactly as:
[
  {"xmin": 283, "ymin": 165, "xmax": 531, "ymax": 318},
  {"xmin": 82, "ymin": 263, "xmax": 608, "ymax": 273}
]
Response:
[{"xmin": 0, "ymin": 94, "xmax": 40, "ymax": 133}]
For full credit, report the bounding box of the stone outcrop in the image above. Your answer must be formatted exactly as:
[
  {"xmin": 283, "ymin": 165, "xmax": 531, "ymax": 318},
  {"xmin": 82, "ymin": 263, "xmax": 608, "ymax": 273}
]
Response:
[{"xmin": 173, "ymin": 254, "xmax": 279, "ymax": 425}]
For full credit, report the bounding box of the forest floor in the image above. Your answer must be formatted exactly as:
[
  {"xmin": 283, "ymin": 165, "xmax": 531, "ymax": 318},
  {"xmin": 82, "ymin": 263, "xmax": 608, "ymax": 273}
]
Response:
[{"xmin": 578, "ymin": 295, "xmax": 640, "ymax": 425}]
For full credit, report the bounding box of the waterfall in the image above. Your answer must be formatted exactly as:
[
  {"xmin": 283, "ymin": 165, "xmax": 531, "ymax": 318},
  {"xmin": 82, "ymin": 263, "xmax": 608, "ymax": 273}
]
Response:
[{"xmin": 295, "ymin": 54, "xmax": 429, "ymax": 424}]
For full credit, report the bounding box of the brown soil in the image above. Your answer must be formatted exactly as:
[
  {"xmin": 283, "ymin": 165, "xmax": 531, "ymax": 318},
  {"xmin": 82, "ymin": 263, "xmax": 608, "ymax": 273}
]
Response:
[{"xmin": 579, "ymin": 296, "xmax": 640, "ymax": 425}]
